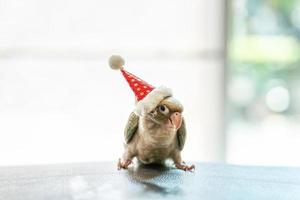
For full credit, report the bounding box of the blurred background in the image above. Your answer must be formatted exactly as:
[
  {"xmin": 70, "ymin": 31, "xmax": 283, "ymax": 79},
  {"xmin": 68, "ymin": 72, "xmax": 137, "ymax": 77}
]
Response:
[
  {"xmin": 0, "ymin": 0, "xmax": 299, "ymax": 166},
  {"xmin": 227, "ymin": 0, "xmax": 300, "ymax": 166}
]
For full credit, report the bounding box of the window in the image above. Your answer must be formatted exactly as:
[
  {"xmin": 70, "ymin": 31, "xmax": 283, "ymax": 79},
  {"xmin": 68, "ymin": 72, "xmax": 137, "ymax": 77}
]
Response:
[{"xmin": 227, "ymin": 0, "xmax": 300, "ymax": 166}]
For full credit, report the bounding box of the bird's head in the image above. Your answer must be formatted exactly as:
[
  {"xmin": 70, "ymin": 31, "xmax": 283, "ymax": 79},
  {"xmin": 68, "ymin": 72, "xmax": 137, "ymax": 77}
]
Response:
[{"xmin": 146, "ymin": 97, "xmax": 183, "ymax": 130}]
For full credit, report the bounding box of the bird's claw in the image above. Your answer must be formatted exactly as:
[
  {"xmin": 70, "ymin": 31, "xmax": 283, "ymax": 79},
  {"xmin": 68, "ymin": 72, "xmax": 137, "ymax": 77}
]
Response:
[
  {"xmin": 117, "ymin": 158, "xmax": 132, "ymax": 170},
  {"xmin": 175, "ymin": 163, "xmax": 195, "ymax": 172}
]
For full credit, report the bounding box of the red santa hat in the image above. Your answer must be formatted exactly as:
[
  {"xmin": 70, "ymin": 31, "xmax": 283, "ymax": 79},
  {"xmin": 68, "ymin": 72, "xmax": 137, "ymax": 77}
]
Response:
[{"xmin": 109, "ymin": 55, "xmax": 172, "ymax": 115}]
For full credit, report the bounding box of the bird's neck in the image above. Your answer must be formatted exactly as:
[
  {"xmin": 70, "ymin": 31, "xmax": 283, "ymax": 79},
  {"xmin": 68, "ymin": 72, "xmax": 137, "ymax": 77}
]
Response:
[{"xmin": 139, "ymin": 117, "xmax": 176, "ymax": 144}]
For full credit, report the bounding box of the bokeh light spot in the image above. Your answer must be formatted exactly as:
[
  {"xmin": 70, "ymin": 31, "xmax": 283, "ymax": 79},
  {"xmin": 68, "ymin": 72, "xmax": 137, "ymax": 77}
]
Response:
[{"xmin": 265, "ymin": 86, "xmax": 290, "ymax": 113}]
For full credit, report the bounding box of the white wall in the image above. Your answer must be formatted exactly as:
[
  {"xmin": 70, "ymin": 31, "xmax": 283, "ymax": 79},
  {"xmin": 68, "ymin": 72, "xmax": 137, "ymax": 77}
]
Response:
[{"xmin": 0, "ymin": 0, "xmax": 224, "ymax": 165}]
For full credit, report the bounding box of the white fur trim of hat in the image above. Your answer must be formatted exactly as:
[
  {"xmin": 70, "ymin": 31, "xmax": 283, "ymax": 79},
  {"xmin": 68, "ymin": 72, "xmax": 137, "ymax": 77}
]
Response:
[{"xmin": 135, "ymin": 86, "xmax": 172, "ymax": 116}]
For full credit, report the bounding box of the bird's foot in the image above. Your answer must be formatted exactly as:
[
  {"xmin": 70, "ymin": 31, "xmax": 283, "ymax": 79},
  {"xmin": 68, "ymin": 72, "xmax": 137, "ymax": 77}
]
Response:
[
  {"xmin": 117, "ymin": 158, "xmax": 132, "ymax": 170},
  {"xmin": 175, "ymin": 162, "xmax": 195, "ymax": 172}
]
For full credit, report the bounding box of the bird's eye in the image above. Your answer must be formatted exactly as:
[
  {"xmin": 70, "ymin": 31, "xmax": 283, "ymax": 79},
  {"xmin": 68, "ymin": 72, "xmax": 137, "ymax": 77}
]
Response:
[{"xmin": 159, "ymin": 105, "xmax": 169, "ymax": 115}]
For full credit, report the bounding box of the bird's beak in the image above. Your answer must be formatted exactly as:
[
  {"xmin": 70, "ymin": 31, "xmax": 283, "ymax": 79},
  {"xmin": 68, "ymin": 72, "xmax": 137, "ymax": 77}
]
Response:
[{"xmin": 169, "ymin": 112, "xmax": 182, "ymax": 130}]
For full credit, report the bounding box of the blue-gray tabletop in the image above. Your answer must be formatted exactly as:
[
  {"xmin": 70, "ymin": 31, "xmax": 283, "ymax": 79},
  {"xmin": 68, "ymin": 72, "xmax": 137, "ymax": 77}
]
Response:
[{"xmin": 0, "ymin": 162, "xmax": 300, "ymax": 200}]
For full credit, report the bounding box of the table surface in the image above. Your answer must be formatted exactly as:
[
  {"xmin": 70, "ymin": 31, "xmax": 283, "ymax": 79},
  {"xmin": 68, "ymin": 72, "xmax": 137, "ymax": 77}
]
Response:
[{"xmin": 1, "ymin": 162, "xmax": 300, "ymax": 200}]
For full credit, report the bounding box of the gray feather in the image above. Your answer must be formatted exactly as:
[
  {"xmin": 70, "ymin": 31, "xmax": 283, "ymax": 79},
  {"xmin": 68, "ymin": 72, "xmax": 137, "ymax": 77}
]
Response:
[{"xmin": 124, "ymin": 112, "xmax": 139, "ymax": 144}]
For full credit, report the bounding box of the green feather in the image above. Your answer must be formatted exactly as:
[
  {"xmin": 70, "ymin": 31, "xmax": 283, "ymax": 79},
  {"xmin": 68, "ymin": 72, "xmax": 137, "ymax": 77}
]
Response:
[
  {"xmin": 124, "ymin": 112, "xmax": 139, "ymax": 144},
  {"xmin": 177, "ymin": 118, "xmax": 186, "ymax": 151}
]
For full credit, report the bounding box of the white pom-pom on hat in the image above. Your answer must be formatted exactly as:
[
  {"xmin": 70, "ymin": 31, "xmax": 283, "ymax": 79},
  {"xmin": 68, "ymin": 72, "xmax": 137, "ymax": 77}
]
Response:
[{"xmin": 109, "ymin": 55, "xmax": 125, "ymax": 70}]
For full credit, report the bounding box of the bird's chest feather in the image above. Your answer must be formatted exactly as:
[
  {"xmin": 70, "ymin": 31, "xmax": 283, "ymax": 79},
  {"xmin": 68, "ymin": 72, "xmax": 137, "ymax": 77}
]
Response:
[{"xmin": 136, "ymin": 124, "xmax": 176, "ymax": 164}]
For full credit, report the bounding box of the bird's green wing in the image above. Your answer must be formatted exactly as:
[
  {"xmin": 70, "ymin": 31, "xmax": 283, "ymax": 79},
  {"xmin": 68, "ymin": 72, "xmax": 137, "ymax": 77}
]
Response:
[
  {"xmin": 176, "ymin": 117, "xmax": 187, "ymax": 151},
  {"xmin": 124, "ymin": 112, "xmax": 139, "ymax": 144}
]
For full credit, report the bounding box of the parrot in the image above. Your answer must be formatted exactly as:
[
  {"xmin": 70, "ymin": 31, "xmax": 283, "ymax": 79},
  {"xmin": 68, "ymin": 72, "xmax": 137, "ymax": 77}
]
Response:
[{"xmin": 109, "ymin": 55, "xmax": 195, "ymax": 171}]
